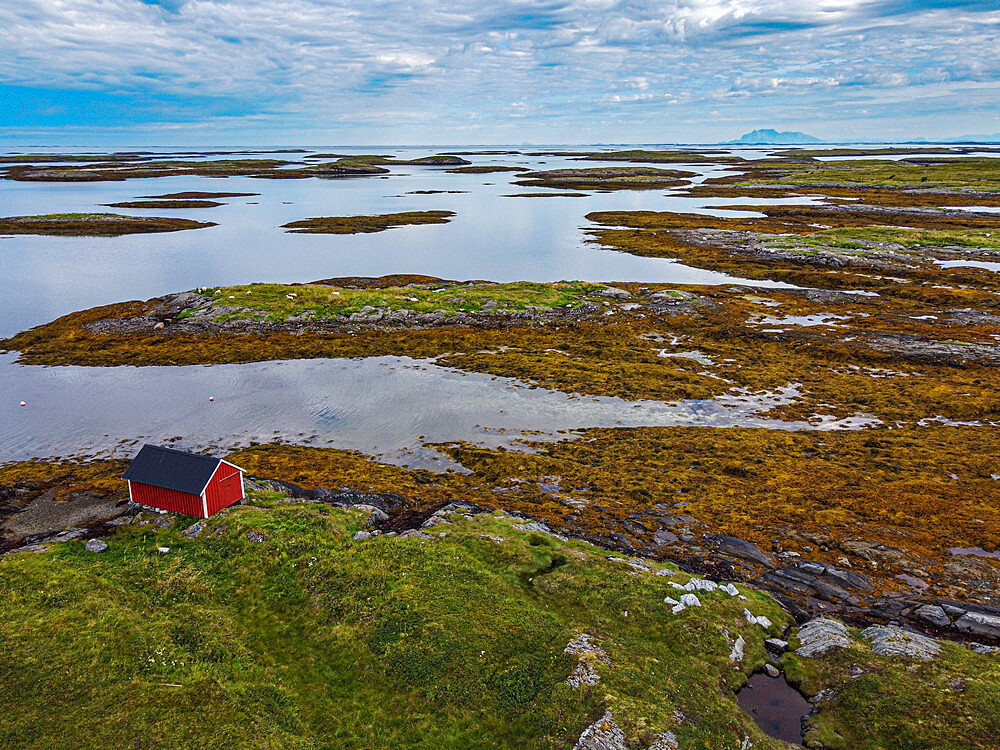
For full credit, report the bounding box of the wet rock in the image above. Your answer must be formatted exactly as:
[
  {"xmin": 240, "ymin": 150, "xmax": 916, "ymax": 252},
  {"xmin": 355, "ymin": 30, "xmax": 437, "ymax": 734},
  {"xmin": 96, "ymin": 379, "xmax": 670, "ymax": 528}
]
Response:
[
  {"xmin": 573, "ymin": 710, "xmax": 626, "ymax": 750},
  {"xmin": 764, "ymin": 560, "xmax": 872, "ymax": 607},
  {"xmin": 653, "ymin": 529, "xmax": 680, "ymax": 547},
  {"xmin": 352, "ymin": 530, "xmax": 371, "ymax": 541},
  {"xmin": 795, "ymin": 618, "xmax": 854, "ymax": 657},
  {"xmin": 85, "ymin": 539, "xmax": 108, "ymax": 553},
  {"xmin": 245, "ymin": 530, "xmax": 267, "ymax": 544},
  {"xmin": 705, "ymin": 535, "xmax": 773, "ymax": 567},
  {"xmin": 913, "ymin": 604, "xmax": 951, "ymax": 628},
  {"xmin": 945, "ymin": 308, "xmax": 1000, "ymax": 326},
  {"xmin": 765, "ymin": 638, "xmax": 788, "ymax": 658},
  {"xmin": 764, "ymin": 663, "xmax": 780, "ymax": 678},
  {"xmin": 954, "ymin": 611, "xmax": 1000, "ymax": 640},
  {"xmin": 861, "ymin": 625, "xmax": 940, "ymax": 660}
]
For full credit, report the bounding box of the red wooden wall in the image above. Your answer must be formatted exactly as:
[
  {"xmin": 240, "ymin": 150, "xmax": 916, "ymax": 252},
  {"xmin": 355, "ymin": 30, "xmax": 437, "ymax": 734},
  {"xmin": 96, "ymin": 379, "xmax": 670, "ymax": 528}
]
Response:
[
  {"xmin": 204, "ymin": 463, "xmax": 244, "ymax": 516},
  {"xmin": 128, "ymin": 480, "xmax": 204, "ymax": 517}
]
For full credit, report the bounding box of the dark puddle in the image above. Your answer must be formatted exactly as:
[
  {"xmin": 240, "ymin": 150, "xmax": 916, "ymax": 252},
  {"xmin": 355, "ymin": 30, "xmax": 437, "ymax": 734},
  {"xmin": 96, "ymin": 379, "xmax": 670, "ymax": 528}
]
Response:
[{"xmin": 737, "ymin": 671, "xmax": 810, "ymax": 745}]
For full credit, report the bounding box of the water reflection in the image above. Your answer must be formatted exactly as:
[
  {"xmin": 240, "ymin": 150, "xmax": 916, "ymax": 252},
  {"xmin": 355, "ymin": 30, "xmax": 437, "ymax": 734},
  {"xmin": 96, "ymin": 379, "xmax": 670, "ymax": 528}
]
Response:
[
  {"xmin": 0, "ymin": 147, "xmax": 815, "ymax": 337},
  {"xmin": 0, "ymin": 353, "xmax": 871, "ymax": 468}
]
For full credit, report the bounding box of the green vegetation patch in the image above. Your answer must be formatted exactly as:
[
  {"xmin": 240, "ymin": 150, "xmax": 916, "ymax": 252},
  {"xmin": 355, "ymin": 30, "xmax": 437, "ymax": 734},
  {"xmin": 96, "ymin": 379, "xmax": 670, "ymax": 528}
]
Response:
[
  {"xmin": 0, "ymin": 500, "xmax": 790, "ymax": 749},
  {"xmin": 281, "ymin": 210, "xmax": 456, "ymax": 234},
  {"xmin": 580, "ymin": 149, "xmax": 741, "ymax": 164},
  {"xmin": 789, "ymin": 226, "xmax": 1000, "ymax": 252},
  {"xmin": 200, "ymin": 279, "xmax": 604, "ymax": 322},
  {"xmin": 787, "ymin": 625, "xmax": 1000, "ymax": 749},
  {"xmin": 724, "ymin": 157, "xmax": 1000, "ymax": 192},
  {"xmin": 515, "ymin": 167, "xmax": 697, "ymax": 191}
]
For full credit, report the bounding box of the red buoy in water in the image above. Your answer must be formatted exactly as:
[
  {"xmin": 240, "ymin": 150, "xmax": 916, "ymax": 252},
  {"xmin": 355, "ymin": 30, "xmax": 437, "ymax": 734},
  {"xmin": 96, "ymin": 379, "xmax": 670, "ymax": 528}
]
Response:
[
  {"xmin": 19, "ymin": 401, "xmax": 26, "ymax": 407},
  {"xmin": 209, "ymin": 396, "xmax": 215, "ymax": 402}
]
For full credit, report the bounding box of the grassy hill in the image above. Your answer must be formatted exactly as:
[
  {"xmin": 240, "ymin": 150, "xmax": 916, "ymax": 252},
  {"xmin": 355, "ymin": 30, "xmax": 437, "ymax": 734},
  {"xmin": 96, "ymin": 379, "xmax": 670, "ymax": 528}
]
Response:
[{"xmin": 1, "ymin": 493, "xmax": 997, "ymax": 749}]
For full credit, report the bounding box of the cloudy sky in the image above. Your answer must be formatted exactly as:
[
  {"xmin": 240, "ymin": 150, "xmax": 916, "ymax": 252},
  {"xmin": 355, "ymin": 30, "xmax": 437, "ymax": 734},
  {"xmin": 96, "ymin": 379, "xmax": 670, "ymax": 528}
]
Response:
[{"xmin": 2, "ymin": 0, "xmax": 999, "ymax": 146}]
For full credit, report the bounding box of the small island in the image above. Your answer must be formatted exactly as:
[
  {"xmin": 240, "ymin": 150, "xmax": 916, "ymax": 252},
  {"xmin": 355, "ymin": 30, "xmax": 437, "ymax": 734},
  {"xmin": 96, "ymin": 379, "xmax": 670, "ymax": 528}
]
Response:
[
  {"xmin": 282, "ymin": 210, "xmax": 456, "ymax": 234},
  {"xmin": 0, "ymin": 213, "xmax": 215, "ymax": 236}
]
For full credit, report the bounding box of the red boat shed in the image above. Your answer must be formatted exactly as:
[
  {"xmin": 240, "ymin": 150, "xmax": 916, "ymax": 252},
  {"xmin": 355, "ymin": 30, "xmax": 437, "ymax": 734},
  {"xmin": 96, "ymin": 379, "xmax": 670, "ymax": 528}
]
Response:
[{"xmin": 123, "ymin": 444, "xmax": 245, "ymax": 518}]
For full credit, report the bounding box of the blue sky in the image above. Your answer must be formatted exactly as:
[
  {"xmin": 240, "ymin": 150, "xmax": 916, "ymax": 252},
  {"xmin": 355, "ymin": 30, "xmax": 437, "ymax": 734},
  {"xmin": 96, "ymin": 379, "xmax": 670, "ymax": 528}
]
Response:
[{"xmin": 1, "ymin": 1, "xmax": 999, "ymax": 146}]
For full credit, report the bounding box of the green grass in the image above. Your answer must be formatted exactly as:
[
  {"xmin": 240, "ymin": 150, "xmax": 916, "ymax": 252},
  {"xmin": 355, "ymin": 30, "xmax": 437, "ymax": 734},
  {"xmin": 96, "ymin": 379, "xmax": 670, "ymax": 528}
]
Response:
[
  {"xmin": 797, "ymin": 226, "xmax": 1000, "ymax": 251},
  {"xmin": 195, "ymin": 280, "xmax": 608, "ymax": 322},
  {"xmin": 0, "ymin": 500, "xmax": 790, "ymax": 749},
  {"xmin": 786, "ymin": 634, "xmax": 1000, "ymax": 749},
  {"xmin": 767, "ymin": 158, "xmax": 1000, "ymax": 191},
  {"xmin": 14, "ymin": 213, "xmax": 128, "ymax": 220}
]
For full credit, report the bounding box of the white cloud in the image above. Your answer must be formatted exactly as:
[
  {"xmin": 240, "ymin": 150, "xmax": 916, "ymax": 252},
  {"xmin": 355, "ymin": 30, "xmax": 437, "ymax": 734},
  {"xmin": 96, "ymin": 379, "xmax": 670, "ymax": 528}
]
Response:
[{"xmin": 0, "ymin": 0, "xmax": 998, "ymax": 142}]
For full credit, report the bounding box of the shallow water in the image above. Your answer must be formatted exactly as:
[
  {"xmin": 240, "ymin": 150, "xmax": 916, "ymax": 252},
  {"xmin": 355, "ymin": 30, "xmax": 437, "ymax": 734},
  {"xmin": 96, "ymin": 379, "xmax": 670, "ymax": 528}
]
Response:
[
  {"xmin": 0, "ymin": 146, "xmax": 823, "ymax": 338},
  {"xmin": 737, "ymin": 671, "xmax": 810, "ymax": 745},
  {"xmin": 948, "ymin": 546, "xmax": 1000, "ymax": 559},
  {"xmin": 0, "ymin": 352, "xmax": 876, "ymax": 469},
  {"xmin": 935, "ymin": 259, "xmax": 1000, "ymax": 272},
  {"xmin": 0, "ymin": 144, "xmax": 981, "ymax": 463}
]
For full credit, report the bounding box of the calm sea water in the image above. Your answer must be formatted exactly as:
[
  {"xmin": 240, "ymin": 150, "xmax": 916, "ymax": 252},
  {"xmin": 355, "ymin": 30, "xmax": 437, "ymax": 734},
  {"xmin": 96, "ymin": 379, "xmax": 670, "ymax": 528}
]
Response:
[
  {"xmin": 0, "ymin": 144, "xmax": 972, "ymax": 463},
  {"xmin": 0, "ymin": 146, "xmax": 816, "ymax": 338}
]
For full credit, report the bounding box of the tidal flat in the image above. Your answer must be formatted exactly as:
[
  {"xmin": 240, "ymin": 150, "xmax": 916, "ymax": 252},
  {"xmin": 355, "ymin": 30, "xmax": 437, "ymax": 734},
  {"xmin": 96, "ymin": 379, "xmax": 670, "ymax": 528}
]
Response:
[{"xmin": 2, "ymin": 145, "xmax": 1000, "ymax": 749}]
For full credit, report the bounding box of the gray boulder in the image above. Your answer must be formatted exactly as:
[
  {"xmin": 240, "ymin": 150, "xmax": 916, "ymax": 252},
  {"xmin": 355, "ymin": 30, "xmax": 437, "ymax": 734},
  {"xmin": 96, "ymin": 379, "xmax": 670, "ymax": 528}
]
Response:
[
  {"xmin": 573, "ymin": 711, "xmax": 626, "ymax": 750},
  {"xmin": 593, "ymin": 286, "xmax": 631, "ymax": 300},
  {"xmin": 954, "ymin": 611, "xmax": 1000, "ymax": 640},
  {"xmin": 795, "ymin": 618, "xmax": 854, "ymax": 657},
  {"xmin": 913, "ymin": 604, "xmax": 950, "ymax": 628},
  {"xmin": 861, "ymin": 625, "xmax": 939, "ymax": 660},
  {"xmin": 85, "ymin": 539, "xmax": 108, "ymax": 553}
]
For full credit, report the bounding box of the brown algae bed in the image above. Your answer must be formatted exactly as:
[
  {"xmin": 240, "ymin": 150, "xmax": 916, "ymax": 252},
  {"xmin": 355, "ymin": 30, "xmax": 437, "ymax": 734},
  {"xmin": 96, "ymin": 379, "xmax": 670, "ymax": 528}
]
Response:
[
  {"xmin": 3, "ymin": 421, "xmax": 999, "ymax": 613},
  {"xmin": 282, "ymin": 210, "xmax": 456, "ymax": 234},
  {"xmin": 0, "ymin": 213, "xmax": 215, "ymax": 236},
  {"xmin": 6, "ymin": 276, "xmax": 1000, "ymax": 425}
]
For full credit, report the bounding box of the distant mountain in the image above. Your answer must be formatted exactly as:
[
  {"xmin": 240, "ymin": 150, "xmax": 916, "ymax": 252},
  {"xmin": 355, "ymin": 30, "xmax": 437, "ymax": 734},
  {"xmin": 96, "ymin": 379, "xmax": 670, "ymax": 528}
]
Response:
[{"xmin": 727, "ymin": 129, "xmax": 822, "ymax": 145}]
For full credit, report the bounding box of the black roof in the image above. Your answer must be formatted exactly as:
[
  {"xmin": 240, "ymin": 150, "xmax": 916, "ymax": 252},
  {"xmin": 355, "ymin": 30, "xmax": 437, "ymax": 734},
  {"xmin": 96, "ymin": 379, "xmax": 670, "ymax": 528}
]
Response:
[{"xmin": 123, "ymin": 444, "xmax": 225, "ymax": 495}]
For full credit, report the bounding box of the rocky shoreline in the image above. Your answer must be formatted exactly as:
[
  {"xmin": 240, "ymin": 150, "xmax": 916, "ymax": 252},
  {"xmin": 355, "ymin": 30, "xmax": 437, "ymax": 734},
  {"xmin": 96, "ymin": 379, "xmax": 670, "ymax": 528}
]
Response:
[{"xmin": 5, "ymin": 469, "xmax": 997, "ymax": 651}]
